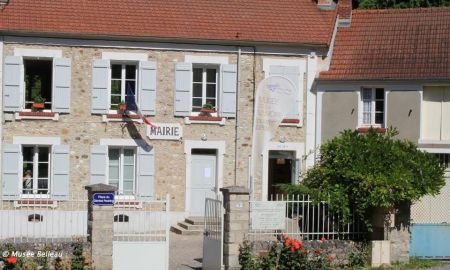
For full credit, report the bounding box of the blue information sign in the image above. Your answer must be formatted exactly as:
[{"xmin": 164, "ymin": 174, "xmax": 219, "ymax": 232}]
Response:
[{"xmin": 92, "ymin": 193, "xmax": 115, "ymax": 206}]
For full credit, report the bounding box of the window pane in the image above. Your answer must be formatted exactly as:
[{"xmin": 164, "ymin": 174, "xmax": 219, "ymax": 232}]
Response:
[
  {"xmin": 363, "ymin": 101, "xmax": 372, "ymax": 113},
  {"xmin": 37, "ymin": 179, "xmax": 48, "ymax": 193},
  {"xmin": 375, "ymin": 112, "xmax": 384, "ymax": 124},
  {"xmin": 125, "ymin": 81, "xmax": 137, "ymax": 111},
  {"xmin": 362, "ymin": 88, "xmax": 372, "ymax": 100},
  {"xmin": 206, "ymin": 99, "xmax": 216, "ymax": 107},
  {"xmin": 363, "ymin": 112, "xmax": 371, "ymax": 124},
  {"xmin": 206, "ymin": 84, "xmax": 216, "ymax": 98},
  {"xmin": 376, "ymin": 88, "xmax": 384, "ymax": 99},
  {"xmin": 111, "ymin": 80, "xmax": 121, "ymax": 95},
  {"xmin": 109, "ymin": 165, "xmax": 119, "ymax": 180},
  {"xmin": 123, "ymin": 165, "xmax": 134, "ymax": 180},
  {"xmin": 23, "ymin": 146, "xmax": 34, "ymax": 162},
  {"xmin": 123, "ymin": 180, "xmax": 134, "ymax": 194},
  {"xmin": 111, "ymin": 65, "xmax": 122, "ymax": 79},
  {"xmin": 38, "ymin": 147, "xmax": 49, "ymax": 162},
  {"xmin": 22, "ymin": 168, "xmax": 33, "ymax": 193},
  {"xmin": 109, "ymin": 180, "xmax": 119, "ymax": 190},
  {"xmin": 109, "ymin": 149, "xmax": 120, "ymax": 165},
  {"xmin": 123, "ymin": 149, "xmax": 135, "ymax": 164},
  {"xmin": 375, "ymin": 100, "xmax": 384, "ymax": 112},
  {"xmin": 111, "ymin": 96, "xmax": 121, "ymax": 109},
  {"xmin": 206, "ymin": 69, "xmax": 216, "ymax": 83},
  {"xmin": 193, "ymin": 68, "xmax": 203, "ymax": 82},
  {"xmin": 38, "ymin": 163, "xmax": 48, "ymax": 178},
  {"xmin": 192, "ymin": 98, "xmax": 202, "ymax": 108},
  {"xmin": 126, "ymin": 65, "xmax": 136, "ymax": 80},
  {"xmin": 193, "ymin": 83, "xmax": 202, "ymax": 97}
]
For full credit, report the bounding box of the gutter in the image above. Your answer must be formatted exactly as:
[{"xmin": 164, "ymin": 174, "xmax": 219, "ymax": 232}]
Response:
[{"xmin": 0, "ymin": 30, "xmax": 330, "ymax": 49}]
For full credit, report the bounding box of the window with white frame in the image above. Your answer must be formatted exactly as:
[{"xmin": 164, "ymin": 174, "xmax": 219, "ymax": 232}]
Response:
[
  {"xmin": 110, "ymin": 64, "xmax": 138, "ymax": 111},
  {"xmin": 108, "ymin": 147, "xmax": 136, "ymax": 195},
  {"xmin": 361, "ymin": 87, "xmax": 385, "ymax": 126},
  {"xmin": 192, "ymin": 66, "xmax": 218, "ymax": 112},
  {"xmin": 24, "ymin": 59, "xmax": 53, "ymax": 110},
  {"xmin": 22, "ymin": 145, "xmax": 51, "ymax": 195}
]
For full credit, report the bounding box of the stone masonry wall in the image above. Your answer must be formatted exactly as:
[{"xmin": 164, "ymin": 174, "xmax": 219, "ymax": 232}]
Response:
[{"xmin": 2, "ymin": 43, "xmax": 309, "ymax": 212}]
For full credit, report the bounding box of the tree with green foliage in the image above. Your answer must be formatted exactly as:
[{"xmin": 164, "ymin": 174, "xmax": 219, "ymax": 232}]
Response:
[
  {"xmin": 352, "ymin": 0, "xmax": 450, "ymax": 9},
  {"xmin": 281, "ymin": 128, "xmax": 445, "ymax": 229}
]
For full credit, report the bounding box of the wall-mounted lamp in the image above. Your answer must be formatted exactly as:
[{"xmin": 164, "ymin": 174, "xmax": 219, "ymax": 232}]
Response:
[
  {"xmin": 279, "ymin": 136, "xmax": 286, "ymax": 143},
  {"xmin": 201, "ymin": 133, "xmax": 208, "ymax": 141}
]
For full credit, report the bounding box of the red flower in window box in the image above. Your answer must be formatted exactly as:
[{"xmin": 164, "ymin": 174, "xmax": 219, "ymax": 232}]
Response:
[
  {"xmin": 200, "ymin": 102, "xmax": 216, "ymax": 115},
  {"xmin": 118, "ymin": 100, "xmax": 127, "ymax": 112}
]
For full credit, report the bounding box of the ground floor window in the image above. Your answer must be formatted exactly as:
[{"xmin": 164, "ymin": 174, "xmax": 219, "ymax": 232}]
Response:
[
  {"xmin": 22, "ymin": 145, "xmax": 50, "ymax": 194},
  {"xmin": 108, "ymin": 147, "xmax": 136, "ymax": 195}
]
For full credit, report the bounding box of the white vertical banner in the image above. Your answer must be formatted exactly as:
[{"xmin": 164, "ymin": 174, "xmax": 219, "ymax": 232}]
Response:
[{"xmin": 250, "ymin": 76, "xmax": 297, "ymax": 197}]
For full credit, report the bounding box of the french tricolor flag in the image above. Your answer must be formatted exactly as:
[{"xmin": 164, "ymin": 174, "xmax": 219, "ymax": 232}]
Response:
[{"xmin": 126, "ymin": 83, "xmax": 157, "ymax": 128}]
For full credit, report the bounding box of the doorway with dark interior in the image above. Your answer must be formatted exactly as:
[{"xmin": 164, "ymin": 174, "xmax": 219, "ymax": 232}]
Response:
[{"xmin": 268, "ymin": 150, "xmax": 299, "ymax": 200}]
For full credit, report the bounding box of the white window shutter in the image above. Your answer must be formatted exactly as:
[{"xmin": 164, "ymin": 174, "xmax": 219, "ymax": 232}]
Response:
[
  {"xmin": 174, "ymin": 62, "xmax": 192, "ymax": 116},
  {"xmin": 3, "ymin": 56, "xmax": 23, "ymax": 112},
  {"xmin": 90, "ymin": 145, "xmax": 108, "ymax": 185},
  {"xmin": 52, "ymin": 145, "xmax": 70, "ymax": 201},
  {"xmin": 269, "ymin": 65, "xmax": 301, "ymax": 119},
  {"xmin": 53, "ymin": 58, "xmax": 71, "ymax": 113},
  {"xmin": 137, "ymin": 146, "xmax": 155, "ymax": 201},
  {"xmin": 139, "ymin": 61, "xmax": 156, "ymax": 115},
  {"xmin": 2, "ymin": 144, "xmax": 21, "ymax": 200},
  {"xmin": 220, "ymin": 64, "xmax": 237, "ymax": 118},
  {"xmin": 91, "ymin": 59, "xmax": 110, "ymax": 114}
]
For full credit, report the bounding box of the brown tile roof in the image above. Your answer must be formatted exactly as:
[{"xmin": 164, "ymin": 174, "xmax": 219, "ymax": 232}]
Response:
[
  {"xmin": 0, "ymin": 0, "xmax": 337, "ymax": 46},
  {"xmin": 320, "ymin": 7, "xmax": 450, "ymax": 80}
]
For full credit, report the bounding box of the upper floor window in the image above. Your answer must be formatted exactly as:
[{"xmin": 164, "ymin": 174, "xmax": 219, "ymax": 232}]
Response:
[
  {"xmin": 108, "ymin": 147, "xmax": 136, "ymax": 195},
  {"xmin": 174, "ymin": 61, "xmax": 237, "ymax": 118},
  {"xmin": 192, "ymin": 66, "xmax": 218, "ymax": 112},
  {"xmin": 91, "ymin": 59, "xmax": 156, "ymax": 116},
  {"xmin": 110, "ymin": 64, "xmax": 137, "ymax": 111},
  {"xmin": 22, "ymin": 145, "xmax": 51, "ymax": 195},
  {"xmin": 24, "ymin": 59, "xmax": 53, "ymax": 110},
  {"xmin": 3, "ymin": 52, "xmax": 71, "ymax": 114},
  {"xmin": 361, "ymin": 87, "xmax": 385, "ymax": 126}
]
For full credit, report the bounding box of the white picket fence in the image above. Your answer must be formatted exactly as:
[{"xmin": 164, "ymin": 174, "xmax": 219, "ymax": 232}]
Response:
[
  {"xmin": 248, "ymin": 194, "xmax": 366, "ymax": 241},
  {"xmin": 0, "ymin": 194, "xmax": 88, "ymax": 243}
]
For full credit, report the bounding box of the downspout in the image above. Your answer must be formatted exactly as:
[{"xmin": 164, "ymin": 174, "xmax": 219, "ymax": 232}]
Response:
[
  {"xmin": 0, "ymin": 37, "xmax": 3, "ymax": 192},
  {"xmin": 234, "ymin": 46, "xmax": 241, "ymax": 185}
]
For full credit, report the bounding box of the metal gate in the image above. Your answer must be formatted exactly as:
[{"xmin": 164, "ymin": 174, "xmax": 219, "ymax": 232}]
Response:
[
  {"xmin": 202, "ymin": 195, "xmax": 224, "ymax": 270},
  {"xmin": 113, "ymin": 194, "xmax": 170, "ymax": 270},
  {"xmin": 411, "ymin": 179, "xmax": 450, "ymax": 258}
]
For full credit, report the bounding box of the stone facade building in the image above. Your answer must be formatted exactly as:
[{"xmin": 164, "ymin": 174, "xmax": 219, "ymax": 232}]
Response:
[{"xmin": 0, "ymin": 0, "xmax": 340, "ymax": 222}]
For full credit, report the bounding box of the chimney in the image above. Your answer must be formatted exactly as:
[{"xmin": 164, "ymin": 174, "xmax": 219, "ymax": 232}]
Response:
[
  {"xmin": 317, "ymin": 0, "xmax": 336, "ymax": 10},
  {"xmin": 0, "ymin": 0, "xmax": 9, "ymax": 10},
  {"xmin": 337, "ymin": 0, "xmax": 352, "ymax": 27}
]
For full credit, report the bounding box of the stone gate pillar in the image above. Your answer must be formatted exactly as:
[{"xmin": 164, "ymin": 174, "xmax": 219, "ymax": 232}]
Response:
[
  {"xmin": 220, "ymin": 186, "xmax": 250, "ymax": 270},
  {"xmin": 85, "ymin": 183, "xmax": 117, "ymax": 270}
]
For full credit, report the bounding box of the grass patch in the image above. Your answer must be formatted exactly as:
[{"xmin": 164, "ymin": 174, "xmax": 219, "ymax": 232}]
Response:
[{"xmin": 362, "ymin": 257, "xmax": 444, "ymax": 269}]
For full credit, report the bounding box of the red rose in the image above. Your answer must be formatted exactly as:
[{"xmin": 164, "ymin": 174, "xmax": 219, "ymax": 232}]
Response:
[
  {"xmin": 327, "ymin": 255, "xmax": 333, "ymax": 262},
  {"xmin": 320, "ymin": 236, "xmax": 327, "ymax": 241},
  {"xmin": 290, "ymin": 247, "xmax": 295, "ymax": 252},
  {"xmin": 293, "ymin": 241, "xmax": 301, "ymax": 250},
  {"xmin": 314, "ymin": 249, "xmax": 321, "ymax": 254},
  {"xmin": 6, "ymin": 256, "xmax": 17, "ymax": 264}
]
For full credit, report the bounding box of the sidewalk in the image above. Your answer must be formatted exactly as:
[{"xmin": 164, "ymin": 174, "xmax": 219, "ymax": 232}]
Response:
[{"xmin": 169, "ymin": 232, "xmax": 203, "ymax": 270}]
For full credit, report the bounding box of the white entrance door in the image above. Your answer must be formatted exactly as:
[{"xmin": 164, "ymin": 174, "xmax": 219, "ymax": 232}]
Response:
[{"xmin": 190, "ymin": 153, "xmax": 217, "ymax": 216}]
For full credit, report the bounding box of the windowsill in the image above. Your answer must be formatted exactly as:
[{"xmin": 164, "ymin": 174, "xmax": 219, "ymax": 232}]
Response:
[
  {"xmin": 103, "ymin": 113, "xmax": 143, "ymax": 123},
  {"xmin": 185, "ymin": 116, "xmax": 226, "ymax": 125},
  {"xmin": 14, "ymin": 198, "xmax": 57, "ymax": 208},
  {"xmin": 15, "ymin": 111, "xmax": 59, "ymax": 121},
  {"xmin": 357, "ymin": 127, "xmax": 386, "ymax": 133},
  {"xmin": 418, "ymin": 139, "xmax": 450, "ymax": 145},
  {"xmin": 280, "ymin": 118, "xmax": 302, "ymax": 127}
]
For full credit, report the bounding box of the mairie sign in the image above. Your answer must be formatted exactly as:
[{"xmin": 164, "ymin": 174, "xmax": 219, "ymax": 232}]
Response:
[
  {"xmin": 92, "ymin": 193, "xmax": 115, "ymax": 206},
  {"xmin": 147, "ymin": 123, "xmax": 182, "ymax": 140}
]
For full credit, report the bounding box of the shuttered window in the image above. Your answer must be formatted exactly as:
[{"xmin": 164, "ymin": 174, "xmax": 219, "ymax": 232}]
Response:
[
  {"xmin": 22, "ymin": 146, "xmax": 51, "ymax": 195},
  {"xmin": 361, "ymin": 87, "xmax": 385, "ymax": 126},
  {"xmin": 192, "ymin": 66, "xmax": 218, "ymax": 112},
  {"xmin": 108, "ymin": 147, "xmax": 136, "ymax": 195},
  {"xmin": 3, "ymin": 56, "xmax": 71, "ymax": 113}
]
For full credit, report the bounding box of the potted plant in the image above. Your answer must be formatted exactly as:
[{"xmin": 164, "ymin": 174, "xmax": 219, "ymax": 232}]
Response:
[
  {"xmin": 32, "ymin": 95, "xmax": 45, "ymax": 110},
  {"xmin": 200, "ymin": 102, "xmax": 215, "ymax": 114},
  {"xmin": 118, "ymin": 100, "xmax": 127, "ymax": 112}
]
